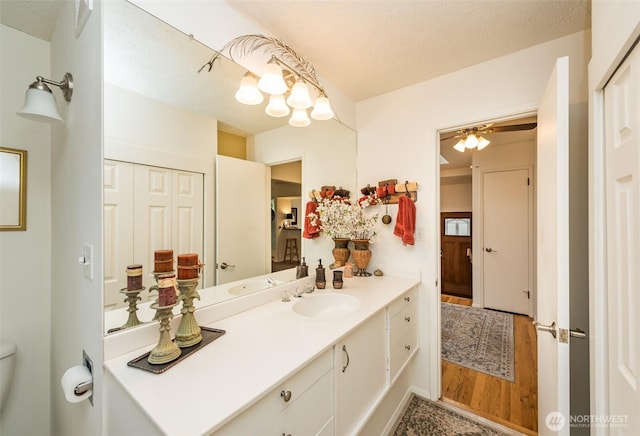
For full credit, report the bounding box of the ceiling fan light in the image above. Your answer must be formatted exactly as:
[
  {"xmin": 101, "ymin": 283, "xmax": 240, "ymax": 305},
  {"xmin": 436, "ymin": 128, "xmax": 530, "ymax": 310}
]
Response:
[
  {"xmin": 465, "ymin": 134, "xmax": 479, "ymax": 149},
  {"xmin": 289, "ymin": 108, "xmax": 311, "ymax": 127},
  {"xmin": 258, "ymin": 62, "xmax": 288, "ymax": 95},
  {"xmin": 235, "ymin": 73, "xmax": 264, "ymax": 105},
  {"xmin": 286, "ymin": 80, "xmax": 312, "ymax": 109},
  {"xmin": 310, "ymin": 95, "xmax": 334, "ymax": 120},
  {"xmin": 477, "ymin": 136, "xmax": 490, "ymax": 150},
  {"xmin": 265, "ymin": 94, "xmax": 290, "ymax": 117},
  {"xmin": 453, "ymin": 139, "xmax": 466, "ymax": 152}
]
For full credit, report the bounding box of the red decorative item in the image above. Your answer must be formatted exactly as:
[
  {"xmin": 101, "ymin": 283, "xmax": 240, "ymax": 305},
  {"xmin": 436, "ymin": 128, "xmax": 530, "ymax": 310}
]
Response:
[
  {"xmin": 154, "ymin": 249, "xmax": 174, "ymax": 273},
  {"xmin": 177, "ymin": 253, "xmax": 200, "ymax": 279}
]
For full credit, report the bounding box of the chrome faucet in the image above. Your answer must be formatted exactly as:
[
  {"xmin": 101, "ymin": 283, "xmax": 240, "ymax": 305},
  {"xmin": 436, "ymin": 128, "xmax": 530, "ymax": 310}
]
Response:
[{"xmin": 292, "ymin": 284, "xmax": 315, "ymax": 298}]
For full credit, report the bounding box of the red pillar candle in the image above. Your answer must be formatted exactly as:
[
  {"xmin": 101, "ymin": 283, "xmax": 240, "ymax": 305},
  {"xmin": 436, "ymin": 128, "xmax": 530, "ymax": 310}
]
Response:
[
  {"xmin": 154, "ymin": 249, "xmax": 174, "ymax": 273},
  {"xmin": 126, "ymin": 264, "xmax": 143, "ymax": 291},
  {"xmin": 157, "ymin": 273, "xmax": 177, "ymax": 306},
  {"xmin": 177, "ymin": 253, "xmax": 199, "ymax": 280}
]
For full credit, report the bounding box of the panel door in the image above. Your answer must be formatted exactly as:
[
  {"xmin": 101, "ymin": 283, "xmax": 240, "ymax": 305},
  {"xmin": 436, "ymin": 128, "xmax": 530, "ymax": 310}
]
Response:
[
  {"xmin": 483, "ymin": 169, "xmax": 530, "ymax": 315},
  {"xmin": 134, "ymin": 164, "xmax": 173, "ymax": 291},
  {"xmin": 172, "ymin": 170, "xmax": 204, "ymax": 283},
  {"xmin": 103, "ymin": 160, "xmax": 134, "ymax": 309},
  {"xmin": 441, "ymin": 212, "xmax": 472, "ymax": 297},
  {"xmin": 604, "ymin": 42, "xmax": 640, "ymax": 434}
]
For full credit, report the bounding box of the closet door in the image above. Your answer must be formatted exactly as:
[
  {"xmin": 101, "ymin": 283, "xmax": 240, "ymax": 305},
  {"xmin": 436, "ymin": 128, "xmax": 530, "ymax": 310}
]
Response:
[
  {"xmin": 134, "ymin": 165, "xmax": 173, "ymax": 291},
  {"xmin": 172, "ymin": 170, "xmax": 204, "ymax": 281},
  {"xmin": 104, "ymin": 160, "xmax": 134, "ymax": 310}
]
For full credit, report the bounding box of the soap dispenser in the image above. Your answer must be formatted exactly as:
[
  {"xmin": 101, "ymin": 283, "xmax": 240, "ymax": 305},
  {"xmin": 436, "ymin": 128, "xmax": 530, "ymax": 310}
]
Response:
[
  {"xmin": 315, "ymin": 259, "xmax": 326, "ymax": 289},
  {"xmin": 296, "ymin": 257, "xmax": 309, "ymax": 279}
]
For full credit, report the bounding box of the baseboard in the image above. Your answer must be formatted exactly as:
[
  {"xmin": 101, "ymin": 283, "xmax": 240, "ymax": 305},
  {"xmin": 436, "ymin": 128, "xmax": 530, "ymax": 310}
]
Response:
[{"xmin": 382, "ymin": 387, "xmax": 415, "ymax": 436}]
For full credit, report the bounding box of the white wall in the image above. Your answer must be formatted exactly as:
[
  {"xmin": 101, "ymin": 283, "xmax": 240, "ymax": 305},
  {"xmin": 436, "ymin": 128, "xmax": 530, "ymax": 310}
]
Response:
[
  {"xmin": 440, "ymin": 183, "xmax": 472, "ymax": 212},
  {"xmin": 0, "ymin": 24, "xmax": 52, "ymax": 436},
  {"xmin": 356, "ymin": 29, "xmax": 590, "ymax": 419},
  {"xmin": 49, "ymin": 1, "xmax": 104, "ymax": 434}
]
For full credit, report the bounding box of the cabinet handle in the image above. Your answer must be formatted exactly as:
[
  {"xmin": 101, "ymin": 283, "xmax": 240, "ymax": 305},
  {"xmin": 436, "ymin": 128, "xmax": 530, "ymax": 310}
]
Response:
[
  {"xmin": 282, "ymin": 433, "xmax": 291, "ymax": 436},
  {"xmin": 404, "ymin": 296, "xmax": 411, "ymax": 302},
  {"xmin": 405, "ymin": 316, "xmax": 411, "ymax": 322},
  {"xmin": 341, "ymin": 345, "xmax": 350, "ymax": 373},
  {"xmin": 405, "ymin": 345, "xmax": 411, "ymax": 351},
  {"xmin": 280, "ymin": 390, "xmax": 292, "ymax": 402}
]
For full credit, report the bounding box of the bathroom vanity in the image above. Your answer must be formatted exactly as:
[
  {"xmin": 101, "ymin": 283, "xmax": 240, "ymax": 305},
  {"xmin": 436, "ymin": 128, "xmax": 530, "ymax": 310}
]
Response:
[{"xmin": 104, "ymin": 275, "xmax": 419, "ymax": 435}]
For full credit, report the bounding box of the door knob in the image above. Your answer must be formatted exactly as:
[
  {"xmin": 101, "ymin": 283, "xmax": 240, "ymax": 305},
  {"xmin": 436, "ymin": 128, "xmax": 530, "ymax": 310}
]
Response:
[
  {"xmin": 219, "ymin": 262, "xmax": 236, "ymax": 270},
  {"xmin": 533, "ymin": 320, "xmax": 557, "ymax": 338},
  {"xmin": 485, "ymin": 247, "xmax": 498, "ymax": 253}
]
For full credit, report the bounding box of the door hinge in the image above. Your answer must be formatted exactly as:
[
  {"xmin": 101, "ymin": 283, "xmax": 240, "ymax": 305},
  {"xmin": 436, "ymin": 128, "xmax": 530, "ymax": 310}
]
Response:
[
  {"xmin": 522, "ymin": 289, "xmax": 530, "ymax": 299},
  {"xmin": 527, "ymin": 177, "xmax": 530, "ymax": 186},
  {"xmin": 435, "ymin": 279, "xmax": 438, "ymax": 287}
]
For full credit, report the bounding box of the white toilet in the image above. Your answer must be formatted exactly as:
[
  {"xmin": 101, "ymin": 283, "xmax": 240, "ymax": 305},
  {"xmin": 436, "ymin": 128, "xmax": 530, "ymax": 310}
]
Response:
[{"xmin": 0, "ymin": 341, "xmax": 17, "ymax": 412}]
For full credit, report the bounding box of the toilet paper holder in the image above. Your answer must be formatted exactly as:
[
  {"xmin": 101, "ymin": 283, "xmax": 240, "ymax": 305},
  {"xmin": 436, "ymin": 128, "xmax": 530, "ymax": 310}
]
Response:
[{"xmin": 80, "ymin": 350, "xmax": 94, "ymax": 406}]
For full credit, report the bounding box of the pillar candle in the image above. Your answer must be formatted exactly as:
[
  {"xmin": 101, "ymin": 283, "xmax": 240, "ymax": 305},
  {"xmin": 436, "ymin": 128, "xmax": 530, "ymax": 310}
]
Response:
[
  {"xmin": 177, "ymin": 253, "xmax": 199, "ymax": 280},
  {"xmin": 157, "ymin": 273, "xmax": 177, "ymax": 306},
  {"xmin": 154, "ymin": 249, "xmax": 174, "ymax": 273},
  {"xmin": 126, "ymin": 264, "xmax": 143, "ymax": 291}
]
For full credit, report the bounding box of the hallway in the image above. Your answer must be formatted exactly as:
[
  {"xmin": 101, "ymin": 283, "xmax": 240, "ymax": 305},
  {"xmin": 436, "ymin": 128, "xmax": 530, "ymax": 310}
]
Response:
[{"xmin": 441, "ymin": 295, "xmax": 538, "ymax": 435}]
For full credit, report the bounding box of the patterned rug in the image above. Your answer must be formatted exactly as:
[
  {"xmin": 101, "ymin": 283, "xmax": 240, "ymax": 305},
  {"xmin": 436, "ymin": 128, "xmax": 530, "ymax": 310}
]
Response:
[
  {"xmin": 392, "ymin": 394, "xmax": 511, "ymax": 435},
  {"xmin": 441, "ymin": 302, "xmax": 515, "ymax": 382}
]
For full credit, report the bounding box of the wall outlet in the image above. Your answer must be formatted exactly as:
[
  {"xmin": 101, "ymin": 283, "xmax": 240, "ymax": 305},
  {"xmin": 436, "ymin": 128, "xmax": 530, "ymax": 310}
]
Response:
[{"xmin": 82, "ymin": 244, "xmax": 94, "ymax": 280}]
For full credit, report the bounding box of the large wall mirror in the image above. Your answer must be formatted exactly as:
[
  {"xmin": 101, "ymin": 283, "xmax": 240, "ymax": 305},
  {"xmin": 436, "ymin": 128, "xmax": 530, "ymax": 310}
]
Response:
[{"xmin": 103, "ymin": 1, "xmax": 357, "ymax": 334}]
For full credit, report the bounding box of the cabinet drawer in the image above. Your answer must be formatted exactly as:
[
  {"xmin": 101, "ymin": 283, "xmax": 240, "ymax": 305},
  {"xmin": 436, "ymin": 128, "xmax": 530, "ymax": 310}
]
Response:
[
  {"xmin": 216, "ymin": 349, "xmax": 333, "ymax": 435},
  {"xmin": 388, "ymin": 287, "xmax": 418, "ymax": 318},
  {"xmin": 258, "ymin": 370, "xmax": 334, "ymax": 436},
  {"xmin": 389, "ymin": 301, "xmax": 418, "ymax": 381}
]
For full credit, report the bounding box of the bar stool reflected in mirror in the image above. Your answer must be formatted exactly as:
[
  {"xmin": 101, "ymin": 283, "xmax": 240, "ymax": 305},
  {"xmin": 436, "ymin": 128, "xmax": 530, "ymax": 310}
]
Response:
[{"xmin": 284, "ymin": 238, "xmax": 299, "ymax": 263}]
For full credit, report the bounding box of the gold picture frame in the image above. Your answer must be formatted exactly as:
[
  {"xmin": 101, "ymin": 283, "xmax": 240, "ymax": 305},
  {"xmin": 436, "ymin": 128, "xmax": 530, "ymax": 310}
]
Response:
[{"xmin": 0, "ymin": 147, "xmax": 27, "ymax": 231}]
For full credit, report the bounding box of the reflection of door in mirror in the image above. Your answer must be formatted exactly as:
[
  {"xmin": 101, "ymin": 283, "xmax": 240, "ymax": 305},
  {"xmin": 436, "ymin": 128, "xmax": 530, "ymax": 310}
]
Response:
[
  {"xmin": 104, "ymin": 160, "xmax": 204, "ymax": 310},
  {"xmin": 216, "ymin": 155, "xmax": 271, "ymax": 285},
  {"xmin": 271, "ymin": 161, "xmax": 302, "ymax": 271},
  {"xmin": 440, "ymin": 212, "xmax": 472, "ymax": 298}
]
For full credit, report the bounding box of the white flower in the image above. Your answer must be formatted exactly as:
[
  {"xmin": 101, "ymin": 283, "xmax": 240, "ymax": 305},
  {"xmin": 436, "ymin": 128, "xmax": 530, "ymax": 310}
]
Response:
[{"xmin": 308, "ymin": 194, "xmax": 381, "ymax": 241}]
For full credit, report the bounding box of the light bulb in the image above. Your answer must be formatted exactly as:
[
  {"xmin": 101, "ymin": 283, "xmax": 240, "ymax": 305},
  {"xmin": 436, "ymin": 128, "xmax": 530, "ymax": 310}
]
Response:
[
  {"xmin": 311, "ymin": 95, "xmax": 334, "ymax": 120},
  {"xmin": 258, "ymin": 62, "xmax": 288, "ymax": 95},
  {"xmin": 477, "ymin": 136, "xmax": 490, "ymax": 150},
  {"xmin": 235, "ymin": 74, "xmax": 263, "ymax": 105},
  {"xmin": 265, "ymin": 94, "xmax": 290, "ymax": 117},
  {"xmin": 465, "ymin": 134, "xmax": 479, "ymax": 149},
  {"xmin": 289, "ymin": 108, "xmax": 311, "ymax": 127},
  {"xmin": 453, "ymin": 139, "xmax": 466, "ymax": 152},
  {"xmin": 286, "ymin": 80, "xmax": 312, "ymax": 109}
]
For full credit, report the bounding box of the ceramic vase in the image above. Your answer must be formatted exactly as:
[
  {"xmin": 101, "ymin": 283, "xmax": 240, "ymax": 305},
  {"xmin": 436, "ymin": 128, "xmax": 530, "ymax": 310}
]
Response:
[
  {"xmin": 352, "ymin": 239, "xmax": 372, "ymax": 276},
  {"xmin": 332, "ymin": 238, "xmax": 351, "ymax": 267}
]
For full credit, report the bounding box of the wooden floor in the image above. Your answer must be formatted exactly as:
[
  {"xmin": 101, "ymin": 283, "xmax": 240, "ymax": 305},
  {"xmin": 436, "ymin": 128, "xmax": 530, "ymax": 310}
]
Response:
[{"xmin": 441, "ymin": 294, "xmax": 538, "ymax": 435}]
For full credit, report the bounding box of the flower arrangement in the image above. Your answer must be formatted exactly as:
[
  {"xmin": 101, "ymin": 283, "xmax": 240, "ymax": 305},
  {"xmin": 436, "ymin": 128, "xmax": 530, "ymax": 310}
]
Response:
[{"xmin": 309, "ymin": 194, "xmax": 381, "ymax": 241}]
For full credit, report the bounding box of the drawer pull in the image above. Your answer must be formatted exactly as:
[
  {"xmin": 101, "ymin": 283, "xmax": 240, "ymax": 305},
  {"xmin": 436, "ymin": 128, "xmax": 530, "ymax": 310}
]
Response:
[
  {"xmin": 404, "ymin": 296, "xmax": 411, "ymax": 302},
  {"xmin": 405, "ymin": 345, "xmax": 411, "ymax": 351},
  {"xmin": 342, "ymin": 345, "xmax": 350, "ymax": 373},
  {"xmin": 280, "ymin": 390, "xmax": 292, "ymax": 402},
  {"xmin": 405, "ymin": 316, "xmax": 411, "ymax": 322}
]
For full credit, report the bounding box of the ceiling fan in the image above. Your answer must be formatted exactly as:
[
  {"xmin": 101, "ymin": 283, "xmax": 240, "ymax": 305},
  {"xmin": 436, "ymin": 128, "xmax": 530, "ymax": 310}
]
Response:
[{"xmin": 442, "ymin": 122, "xmax": 537, "ymax": 152}]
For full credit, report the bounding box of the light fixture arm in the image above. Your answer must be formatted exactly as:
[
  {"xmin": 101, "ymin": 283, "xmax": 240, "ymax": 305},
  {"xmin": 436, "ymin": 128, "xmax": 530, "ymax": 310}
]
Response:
[{"xmin": 31, "ymin": 73, "xmax": 74, "ymax": 102}]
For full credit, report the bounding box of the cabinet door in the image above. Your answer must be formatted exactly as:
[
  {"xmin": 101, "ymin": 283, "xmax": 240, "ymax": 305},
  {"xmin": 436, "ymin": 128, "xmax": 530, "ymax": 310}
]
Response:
[
  {"xmin": 335, "ymin": 310, "xmax": 387, "ymax": 435},
  {"xmin": 389, "ymin": 300, "xmax": 418, "ymax": 382}
]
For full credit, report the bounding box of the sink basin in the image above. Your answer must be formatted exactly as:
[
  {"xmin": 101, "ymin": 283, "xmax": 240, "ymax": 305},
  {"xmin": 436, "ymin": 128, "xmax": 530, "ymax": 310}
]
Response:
[
  {"xmin": 292, "ymin": 293, "xmax": 360, "ymax": 319},
  {"xmin": 228, "ymin": 279, "xmax": 285, "ymax": 296}
]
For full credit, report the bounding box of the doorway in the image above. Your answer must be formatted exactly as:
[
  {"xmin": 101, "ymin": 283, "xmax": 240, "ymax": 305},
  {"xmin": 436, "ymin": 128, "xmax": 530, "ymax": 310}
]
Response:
[
  {"xmin": 441, "ymin": 212, "xmax": 472, "ymax": 298},
  {"xmin": 271, "ymin": 161, "xmax": 302, "ymax": 272},
  {"xmin": 438, "ymin": 115, "xmax": 538, "ymax": 434}
]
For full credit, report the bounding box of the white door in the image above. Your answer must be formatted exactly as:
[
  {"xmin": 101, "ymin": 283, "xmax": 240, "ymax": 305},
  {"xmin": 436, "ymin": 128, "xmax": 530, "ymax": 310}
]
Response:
[
  {"xmin": 171, "ymin": 170, "xmax": 204, "ymax": 267},
  {"xmin": 536, "ymin": 56, "xmax": 571, "ymax": 435},
  {"xmin": 103, "ymin": 160, "xmax": 134, "ymax": 310},
  {"xmin": 216, "ymin": 155, "xmax": 270, "ymax": 284},
  {"xmin": 483, "ymin": 169, "xmax": 530, "ymax": 315},
  {"xmin": 604, "ymin": 44, "xmax": 640, "ymax": 433}
]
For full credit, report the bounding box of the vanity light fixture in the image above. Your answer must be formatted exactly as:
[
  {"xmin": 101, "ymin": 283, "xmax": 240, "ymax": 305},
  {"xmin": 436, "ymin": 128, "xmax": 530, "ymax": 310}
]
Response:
[
  {"xmin": 17, "ymin": 73, "xmax": 74, "ymax": 123},
  {"xmin": 203, "ymin": 34, "xmax": 335, "ymax": 127}
]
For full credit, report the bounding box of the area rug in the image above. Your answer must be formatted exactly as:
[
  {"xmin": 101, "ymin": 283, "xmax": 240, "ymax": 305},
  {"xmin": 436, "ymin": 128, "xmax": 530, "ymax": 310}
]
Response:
[
  {"xmin": 441, "ymin": 302, "xmax": 514, "ymax": 382},
  {"xmin": 392, "ymin": 394, "xmax": 511, "ymax": 435}
]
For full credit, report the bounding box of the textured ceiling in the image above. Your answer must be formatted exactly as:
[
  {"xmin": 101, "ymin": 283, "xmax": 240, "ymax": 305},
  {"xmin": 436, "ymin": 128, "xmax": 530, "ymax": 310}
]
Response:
[
  {"xmin": 226, "ymin": 0, "xmax": 591, "ymax": 101},
  {"xmin": 0, "ymin": 0, "xmax": 64, "ymax": 42}
]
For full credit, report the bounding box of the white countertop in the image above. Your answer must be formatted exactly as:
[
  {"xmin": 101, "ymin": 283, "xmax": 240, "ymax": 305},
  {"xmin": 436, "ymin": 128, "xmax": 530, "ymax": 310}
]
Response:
[{"xmin": 104, "ymin": 275, "xmax": 419, "ymax": 435}]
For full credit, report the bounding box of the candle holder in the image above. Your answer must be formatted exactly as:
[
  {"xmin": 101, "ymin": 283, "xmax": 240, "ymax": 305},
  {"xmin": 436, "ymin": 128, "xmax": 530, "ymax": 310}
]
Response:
[
  {"xmin": 148, "ymin": 302, "xmax": 181, "ymax": 365},
  {"xmin": 119, "ymin": 287, "xmax": 145, "ymax": 329},
  {"xmin": 175, "ymin": 277, "xmax": 202, "ymax": 348},
  {"xmin": 149, "ymin": 271, "xmax": 176, "ymax": 321}
]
